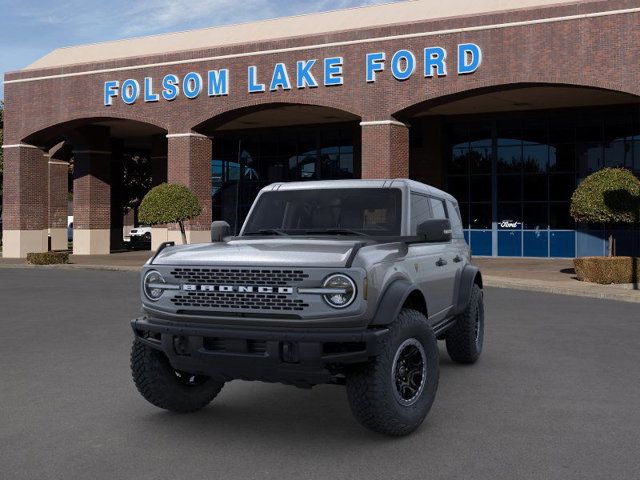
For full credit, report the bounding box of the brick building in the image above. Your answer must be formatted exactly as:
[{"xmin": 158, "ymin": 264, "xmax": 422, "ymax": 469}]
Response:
[{"xmin": 2, "ymin": 0, "xmax": 640, "ymax": 258}]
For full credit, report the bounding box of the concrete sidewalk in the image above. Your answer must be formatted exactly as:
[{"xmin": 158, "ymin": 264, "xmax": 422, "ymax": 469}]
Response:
[
  {"xmin": 1, "ymin": 250, "xmax": 639, "ymax": 303},
  {"xmin": 474, "ymin": 257, "xmax": 640, "ymax": 303}
]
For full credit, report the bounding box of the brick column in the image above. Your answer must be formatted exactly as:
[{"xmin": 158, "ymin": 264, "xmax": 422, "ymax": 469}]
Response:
[
  {"xmin": 360, "ymin": 120, "xmax": 410, "ymax": 179},
  {"xmin": 48, "ymin": 143, "xmax": 70, "ymax": 251},
  {"xmin": 71, "ymin": 126, "xmax": 112, "ymax": 255},
  {"xmin": 150, "ymin": 134, "xmax": 169, "ymax": 250},
  {"xmin": 72, "ymin": 149, "xmax": 112, "ymax": 254},
  {"xmin": 1, "ymin": 144, "xmax": 49, "ymax": 258},
  {"xmin": 166, "ymin": 132, "xmax": 212, "ymax": 245}
]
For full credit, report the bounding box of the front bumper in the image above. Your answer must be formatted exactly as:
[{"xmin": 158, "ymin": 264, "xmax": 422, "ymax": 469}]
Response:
[{"xmin": 131, "ymin": 317, "xmax": 389, "ymax": 387}]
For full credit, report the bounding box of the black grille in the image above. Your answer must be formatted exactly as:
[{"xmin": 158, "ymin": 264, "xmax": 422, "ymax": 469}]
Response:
[
  {"xmin": 169, "ymin": 268, "xmax": 309, "ymax": 286},
  {"xmin": 171, "ymin": 292, "xmax": 309, "ymax": 311}
]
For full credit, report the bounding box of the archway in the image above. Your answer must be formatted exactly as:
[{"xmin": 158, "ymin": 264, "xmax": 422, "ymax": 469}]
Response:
[
  {"xmin": 22, "ymin": 118, "xmax": 167, "ymax": 255},
  {"xmin": 395, "ymin": 84, "xmax": 640, "ymax": 258},
  {"xmin": 194, "ymin": 103, "xmax": 362, "ymax": 233}
]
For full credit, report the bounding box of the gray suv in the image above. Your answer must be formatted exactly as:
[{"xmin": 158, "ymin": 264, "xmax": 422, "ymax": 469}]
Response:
[{"xmin": 131, "ymin": 179, "xmax": 484, "ymax": 436}]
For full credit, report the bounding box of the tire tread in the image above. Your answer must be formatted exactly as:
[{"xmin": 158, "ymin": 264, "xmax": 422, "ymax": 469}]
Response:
[
  {"xmin": 445, "ymin": 284, "xmax": 484, "ymax": 364},
  {"xmin": 346, "ymin": 309, "xmax": 439, "ymax": 436},
  {"xmin": 131, "ymin": 339, "xmax": 224, "ymax": 413}
]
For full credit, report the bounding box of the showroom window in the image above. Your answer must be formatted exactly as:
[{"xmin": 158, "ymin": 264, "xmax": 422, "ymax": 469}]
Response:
[{"xmin": 445, "ymin": 105, "xmax": 640, "ymax": 257}]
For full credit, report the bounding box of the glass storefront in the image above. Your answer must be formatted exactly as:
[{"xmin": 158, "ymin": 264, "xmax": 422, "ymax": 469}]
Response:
[
  {"xmin": 445, "ymin": 105, "xmax": 640, "ymax": 257},
  {"xmin": 211, "ymin": 124, "xmax": 358, "ymax": 233}
]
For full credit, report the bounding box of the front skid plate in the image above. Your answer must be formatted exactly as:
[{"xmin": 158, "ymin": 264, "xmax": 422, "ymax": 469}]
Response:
[{"xmin": 132, "ymin": 317, "xmax": 389, "ymax": 386}]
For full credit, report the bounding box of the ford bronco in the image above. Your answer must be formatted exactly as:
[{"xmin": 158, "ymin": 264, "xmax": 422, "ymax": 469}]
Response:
[{"xmin": 130, "ymin": 179, "xmax": 484, "ymax": 436}]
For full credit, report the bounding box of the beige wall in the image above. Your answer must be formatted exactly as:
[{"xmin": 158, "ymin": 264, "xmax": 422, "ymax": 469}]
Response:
[
  {"xmin": 73, "ymin": 229, "xmax": 110, "ymax": 255},
  {"xmin": 49, "ymin": 228, "xmax": 68, "ymax": 251},
  {"xmin": 2, "ymin": 230, "xmax": 48, "ymax": 258}
]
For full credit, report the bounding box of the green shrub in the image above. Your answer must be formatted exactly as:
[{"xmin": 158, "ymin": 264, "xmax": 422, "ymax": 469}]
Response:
[
  {"xmin": 574, "ymin": 256, "xmax": 640, "ymax": 284},
  {"xmin": 27, "ymin": 251, "xmax": 70, "ymax": 265},
  {"xmin": 139, "ymin": 183, "xmax": 202, "ymax": 244},
  {"xmin": 570, "ymin": 168, "xmax": 640, "ymax": 256}
]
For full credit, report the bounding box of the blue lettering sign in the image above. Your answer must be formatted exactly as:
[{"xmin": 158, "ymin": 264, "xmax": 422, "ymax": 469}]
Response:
[
  {"xmin": 270, "ymin": 63, "xmax": 292, "ymax": 91},
  {"xmin": 144, "ymin": 77, "xmax": 159, "ymax": 102},
  {"xmin": 208, "ymin": 69, "xmax": 229, "ymax": 96},
  {"xmin": 121, "ymin": 79, "xmax": 140, "ymax": 104},
  {"xmin": 458, "ymin": 43, "xmax": 482, "ymax": 74},
  {"xmin": 424, "ymin": 47, "xmax": 447, "ymax": 77},
  {"xmin": 324, "ymin": 57, "xmax": 343, "ymax": 86},
  {"xmin": 162, "ymin": 74, "xmax": 179, "ymax": 101},
  {"xmin": 104, "ymin": 80, "xmax": 119, "ymax": 106},
  {"xmin": 391, "ymin": 50, "xmax": 415, "ymax": 81},
  {"xmin": 296, "ymin": 60, "xmax": 318, "ymax": 89},
  {"xmin": 183, "ymin": 72, "xmax": 203, "ymax": 99},
  {"xmin": 248, "ymin": 66, "xmax": 265, "ymax": 93},
  {"xmin": 101, "ymin": 44, "xmax": 483, "ymax": 105},
  {"xmin": 366, "ymin": 52, "xmax": 385, "ymax": 83}
]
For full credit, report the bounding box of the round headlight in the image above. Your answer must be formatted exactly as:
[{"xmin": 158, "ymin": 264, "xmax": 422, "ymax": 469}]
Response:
[
  {"xmin": 143, "ymin": 270, "xmax": 166, "ymax": 301},
  {"xmin": 322, "ymin": 274, "xmax": 356, "ymax": 309}
]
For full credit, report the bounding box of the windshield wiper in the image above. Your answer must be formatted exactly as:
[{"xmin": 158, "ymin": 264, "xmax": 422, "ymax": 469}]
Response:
[
  {"xmin": 244, "ymin": 229, "xmax": 289, "ymax": 236},
  {"xmin": 303, "ymin": 228, "xmax": 367, "ymax": 236}
]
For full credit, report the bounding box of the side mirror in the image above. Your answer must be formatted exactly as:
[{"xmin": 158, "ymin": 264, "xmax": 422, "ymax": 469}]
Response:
[
  {"xmin": 211, "ymin": 221, "xmax": 231, "ymax": 242},
  {"xmin": 417, "ymin": 219, "xmax": 452, "ymax": 243}
]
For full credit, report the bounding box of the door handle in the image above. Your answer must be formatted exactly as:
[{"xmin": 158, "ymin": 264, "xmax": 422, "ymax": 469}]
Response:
[
  {"xmin": 436, "ymin": 258, "xmax": 448, "ymax": 267},
  {"xmin": 453, "ymin": 255, "xmax": 463, "ymax": 263}
]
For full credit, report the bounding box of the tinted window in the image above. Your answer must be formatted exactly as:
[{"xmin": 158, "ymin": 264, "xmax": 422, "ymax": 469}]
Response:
[
  {"xmin": 430, "ymin": 198, "xmax": 448, "ymax": 220},
  {"xmin": 410, "ymin": 193, "xmax": 432, "ymax": 235},
  {"xmin": 243, "ymin": 188, "xmax": 402, "ymax": 236}
]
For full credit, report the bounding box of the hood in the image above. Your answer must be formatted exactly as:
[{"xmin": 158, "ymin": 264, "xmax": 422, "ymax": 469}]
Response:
[{"xmin": 151, "ymin": 238, "xmax": 365, "ymax": 268}]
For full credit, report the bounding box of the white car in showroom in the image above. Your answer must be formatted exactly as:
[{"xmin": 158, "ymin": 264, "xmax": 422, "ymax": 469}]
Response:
[{"xmin": 126, "ymin": 226, "xmax": 152, "ymax": 249}]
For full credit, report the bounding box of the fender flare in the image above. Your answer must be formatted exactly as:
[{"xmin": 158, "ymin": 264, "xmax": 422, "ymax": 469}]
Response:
[
  {"xmin": 454, "ymin": 265, "xmax": 483, "ymax": 315},
  {"xmin": 371, "ymin": 278, "xmax": 423, "ymax": 326}
]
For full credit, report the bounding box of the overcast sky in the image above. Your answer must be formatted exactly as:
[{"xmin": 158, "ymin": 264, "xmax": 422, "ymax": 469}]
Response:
[{"xmin": 0, "ymin": 0, "xmax": 403, "ymax": 100}]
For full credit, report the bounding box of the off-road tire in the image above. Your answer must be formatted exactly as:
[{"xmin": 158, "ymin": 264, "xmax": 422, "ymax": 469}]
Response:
[
  {"xmin": 445, "ymin": 284, "xmax": 484, "ymax": 364},
  {"xmin": 345, "ymin": 309, "xmax": 439, "ymax": 436},
  {"xmin": 131, "ymin": 339, "xmax": 224, "ymax": 413}
]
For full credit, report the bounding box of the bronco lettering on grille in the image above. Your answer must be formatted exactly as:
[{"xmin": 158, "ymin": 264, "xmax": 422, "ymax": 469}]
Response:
[{"xmin": 182, "ymin": 285, "xmax": 294, "ymax": 294}]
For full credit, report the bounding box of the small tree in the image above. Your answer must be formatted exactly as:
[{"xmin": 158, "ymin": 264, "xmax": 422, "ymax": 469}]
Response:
[
  {"xmin": 139, "ymin": 183, "xmax": 202, "ymax": 245},
  {"xmin": 570, "ymin": 168, "xmax": 640, "ymax": 256}
]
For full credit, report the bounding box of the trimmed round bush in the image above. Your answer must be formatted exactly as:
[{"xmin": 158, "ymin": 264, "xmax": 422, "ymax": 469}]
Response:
[
  {"xmin": 570, "ymin": 168, "xmax": 640, "ymax": 257},
  {"xmin": 139, "ymin": 183, "xmax": 202, "ymax": 244},
  {"xmin": 570, "ymin": 168, "xmax": 640, "ymax": 224}
]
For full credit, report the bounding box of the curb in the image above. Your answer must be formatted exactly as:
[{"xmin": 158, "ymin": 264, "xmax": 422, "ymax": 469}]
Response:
[
  {"xmin": 483, "ymin": 275, "xmax": 640, "ymax": 304},
  {"xmin": 0, "ymin": 263, "xmax": 141, "ymax": 272}
]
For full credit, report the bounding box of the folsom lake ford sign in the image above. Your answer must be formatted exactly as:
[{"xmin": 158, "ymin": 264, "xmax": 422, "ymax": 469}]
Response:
[{"xmin": 103, "ymin": 43, "xmax": 482, "ymax": 106}]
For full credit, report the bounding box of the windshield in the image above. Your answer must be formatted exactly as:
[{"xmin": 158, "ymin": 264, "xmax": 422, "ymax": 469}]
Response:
[{"xmin": 242, "ymin": 188, "xmax": 402, "ymax": 236}]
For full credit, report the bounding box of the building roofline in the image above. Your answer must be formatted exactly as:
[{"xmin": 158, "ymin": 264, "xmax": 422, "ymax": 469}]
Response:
[
  {"xmin": 38, "ymin": 0, "xmax": 405, "ymax": 55},
  {"xmin": 20, "ymin": 0, "xmax": 591, "ymax": 72},
  {"xmin": 6, "ymin": 2, "xmax": 637, "ymax": 85}
]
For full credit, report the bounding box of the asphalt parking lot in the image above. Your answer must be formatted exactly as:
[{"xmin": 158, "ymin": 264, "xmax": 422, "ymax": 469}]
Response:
[{"xmin": 1, "ymin": 268, "xmax": 639, "ymax": 480}]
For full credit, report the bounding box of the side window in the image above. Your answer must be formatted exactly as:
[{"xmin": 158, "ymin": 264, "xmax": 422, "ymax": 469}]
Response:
[
  {"xmin": 410, "ymin": 193, "xmax": 432, "ymax": 234},
  {"xmin": 430, "ymin": 198, "xmax": 447, "ymax": 220},
  {"xmin": 446, "ymin": 200, "xmax": 464, "ymax": 238}
]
